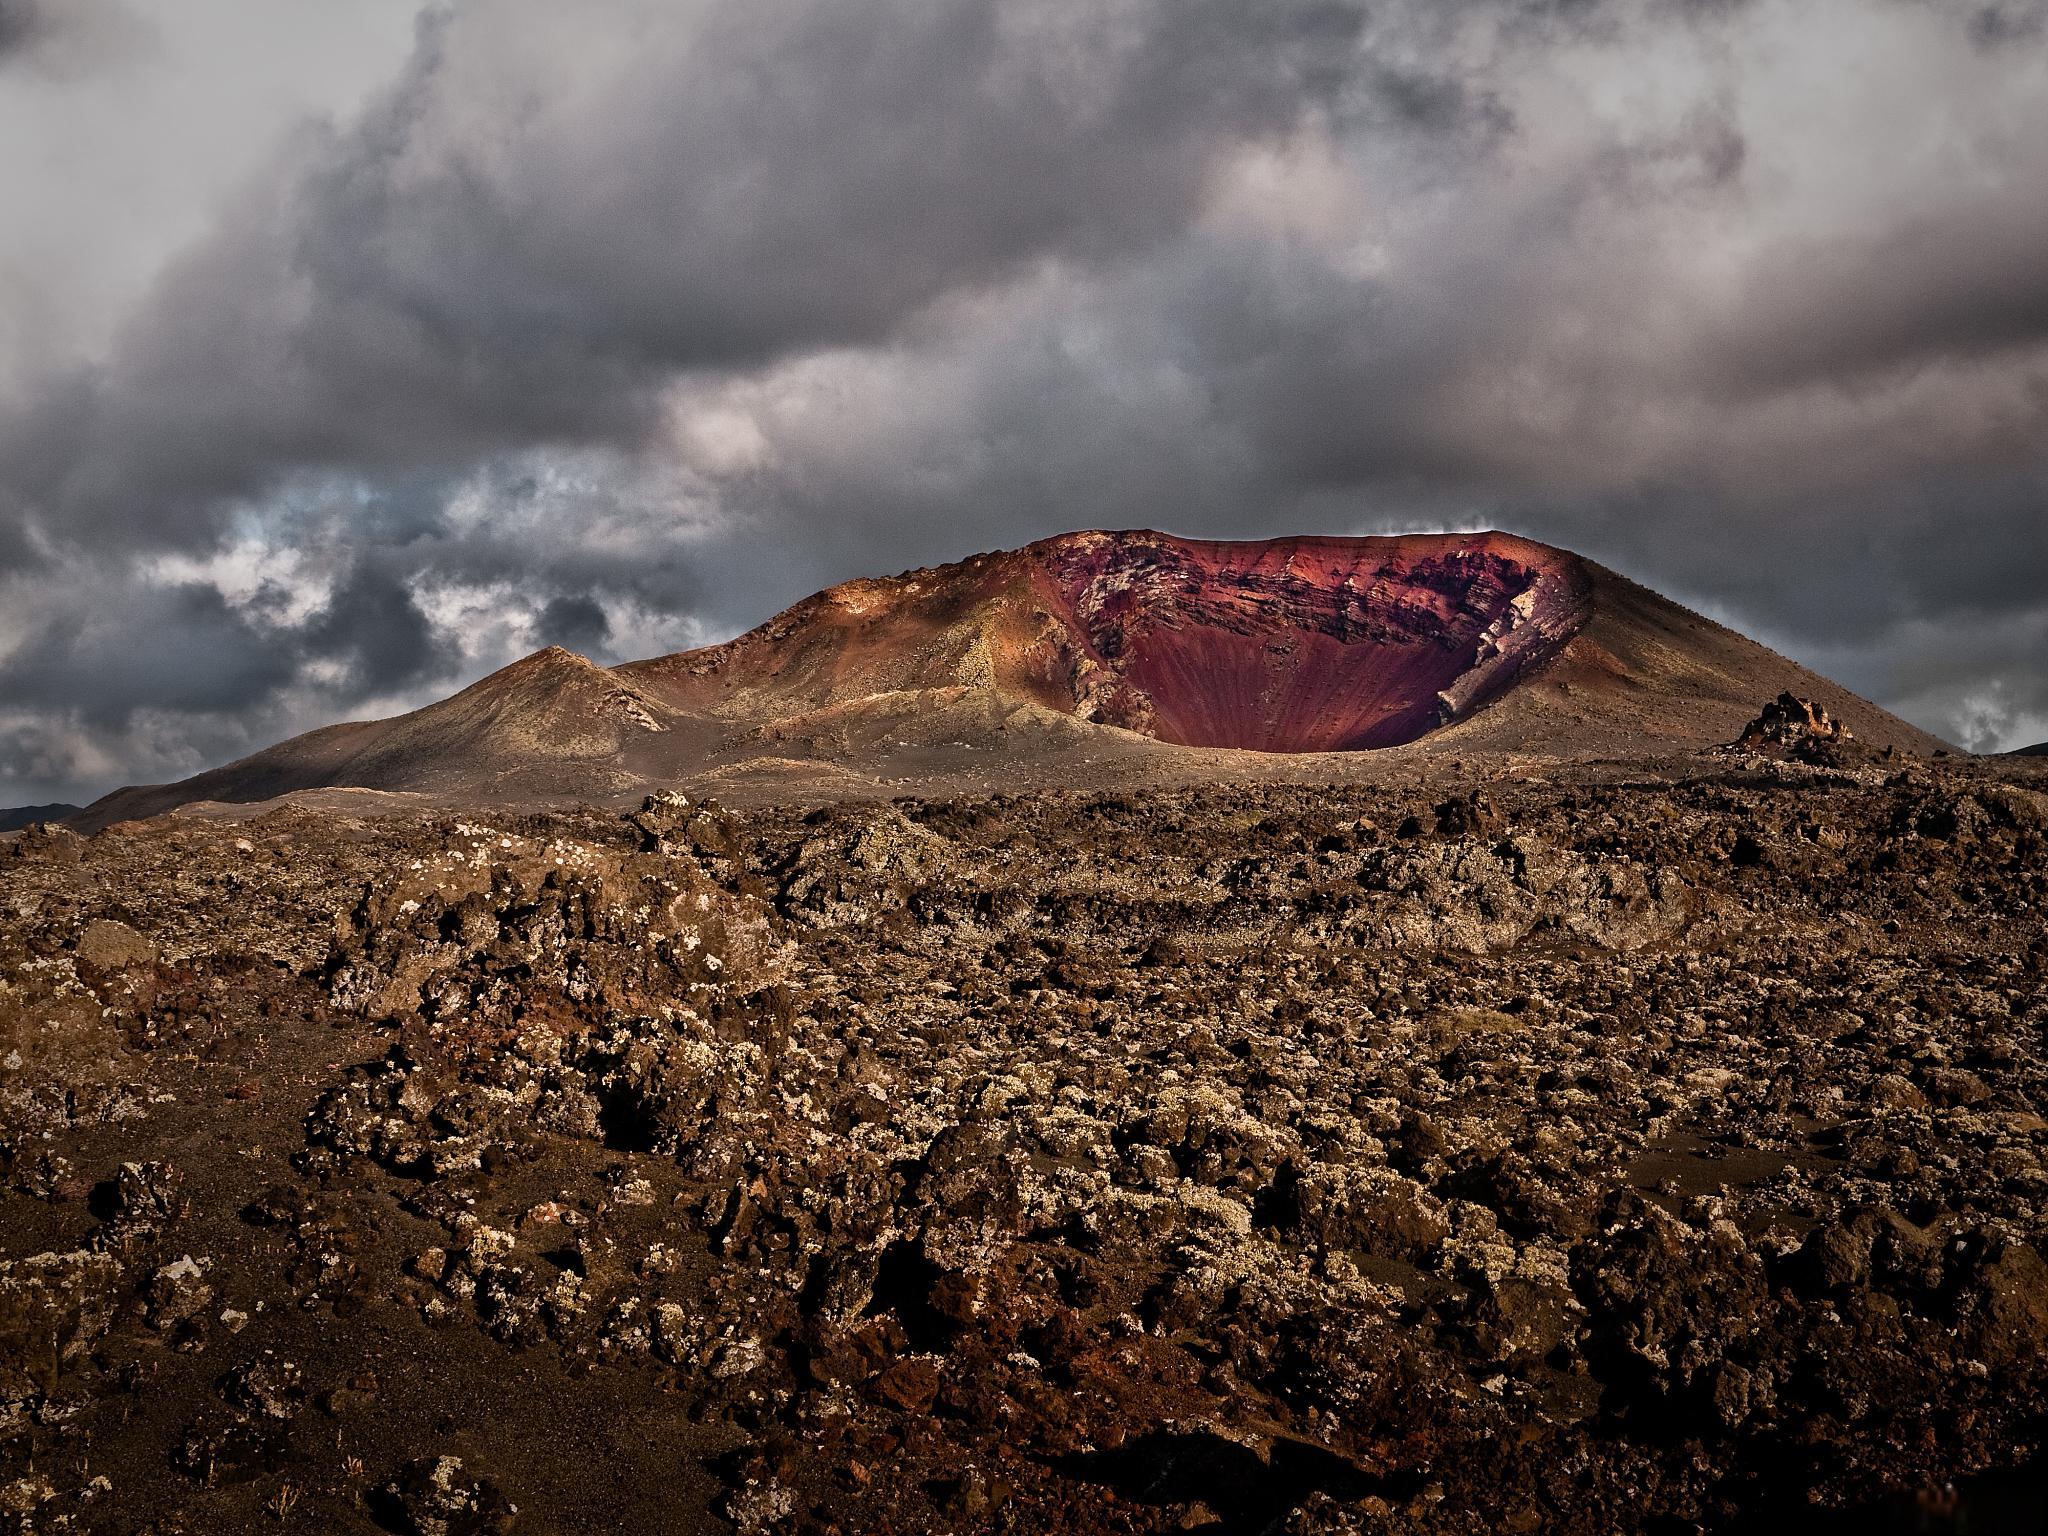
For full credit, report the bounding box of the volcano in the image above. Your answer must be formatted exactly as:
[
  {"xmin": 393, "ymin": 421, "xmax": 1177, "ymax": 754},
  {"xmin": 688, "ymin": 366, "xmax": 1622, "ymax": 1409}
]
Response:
[
  {"xmin": 629, "ymin": 530, "xmax": 1589, "ymax": 753},
  {"xmin": 77, "ymin": 530, "xmax": 1949, "ymax": 824}
]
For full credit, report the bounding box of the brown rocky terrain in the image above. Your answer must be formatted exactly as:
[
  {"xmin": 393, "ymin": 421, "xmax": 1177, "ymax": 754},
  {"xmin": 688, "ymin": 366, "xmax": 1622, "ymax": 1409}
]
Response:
[
  {"xmin": 4, "ymin": 734, "xmax": 2046, "ymax": 1533},
  {"xmin": 75, "ymin": 531, "xmax": 1948, "ymax": 829}
]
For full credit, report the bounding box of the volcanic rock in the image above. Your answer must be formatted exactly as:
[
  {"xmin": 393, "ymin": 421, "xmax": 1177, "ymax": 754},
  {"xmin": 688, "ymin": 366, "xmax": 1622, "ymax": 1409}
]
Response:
[
  {"xmin": 384, "ymin": 1456, "xmax": 517, "ymax": 1536},
  {"xmin": 5, "ymin": 757, "xmax": 2048, "ymax": 1528},
  {"xmin": 0, "ymin": 1250, "xmax": 121, "ymax": 1400},
  {"xmin": 1736, "ymin": 691, "xmax": 1870, "ymax": 764},
  {"xmin": 1742, "ymin": 690, "xmax": 1849, "ymax": 743}
]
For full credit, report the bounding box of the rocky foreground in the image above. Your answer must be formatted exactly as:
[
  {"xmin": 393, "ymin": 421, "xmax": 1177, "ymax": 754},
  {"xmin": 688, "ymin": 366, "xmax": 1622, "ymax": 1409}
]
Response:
[{"xmin": 4, "ymin": 750, "xmax": 2047, "ymax": 1533}]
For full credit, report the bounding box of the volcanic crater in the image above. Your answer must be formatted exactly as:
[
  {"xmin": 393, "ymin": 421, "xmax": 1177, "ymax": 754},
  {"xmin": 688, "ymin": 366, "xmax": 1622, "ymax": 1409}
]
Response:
[{"xmin": 1020, "ymin": 532, "xmax": 1590, "ymax": 751}]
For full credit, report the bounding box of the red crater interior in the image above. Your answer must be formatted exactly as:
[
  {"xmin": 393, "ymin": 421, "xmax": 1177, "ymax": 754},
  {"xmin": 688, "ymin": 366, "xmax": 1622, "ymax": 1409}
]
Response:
[{"xmin": 1026, "ymin": 532, "xmax": 1591, "ymax": 753}]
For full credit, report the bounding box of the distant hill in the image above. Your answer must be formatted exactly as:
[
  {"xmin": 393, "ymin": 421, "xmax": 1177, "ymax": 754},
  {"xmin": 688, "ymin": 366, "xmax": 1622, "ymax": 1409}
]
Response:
[
  {"xmin": 0, "ymin": 803, "xmax": 82, "ymax": 833},
  {"xmin": 77, "ymin": 529, "xmax": 1951, "ymax": 827}
]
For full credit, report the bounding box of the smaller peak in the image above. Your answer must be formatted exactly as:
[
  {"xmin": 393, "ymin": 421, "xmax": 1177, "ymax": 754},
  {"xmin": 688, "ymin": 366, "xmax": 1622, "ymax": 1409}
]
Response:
[
  {"xmin": 456, "ymin": 645, "xmax": 609, "ymax": 698},
  {"xmin": 518, "ymin": 644, "xmax": 601, "ymax": 670}
]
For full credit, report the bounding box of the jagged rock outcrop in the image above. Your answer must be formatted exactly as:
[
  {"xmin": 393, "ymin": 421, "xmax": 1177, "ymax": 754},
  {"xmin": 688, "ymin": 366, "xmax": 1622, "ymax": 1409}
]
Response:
[
  {"xmin": 1742, "ymin": 691, "xmax": 1850, "ymax": 745},
  {"xmin": 1741, "ymin": 691, "xmax": 1851, "ymax": 748}
]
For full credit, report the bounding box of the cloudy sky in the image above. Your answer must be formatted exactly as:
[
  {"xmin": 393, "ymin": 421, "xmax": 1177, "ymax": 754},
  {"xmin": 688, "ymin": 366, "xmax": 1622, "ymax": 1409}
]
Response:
[{"xmin": 2, "ymin": 0, "xmax": 2045, "ymax": 803}]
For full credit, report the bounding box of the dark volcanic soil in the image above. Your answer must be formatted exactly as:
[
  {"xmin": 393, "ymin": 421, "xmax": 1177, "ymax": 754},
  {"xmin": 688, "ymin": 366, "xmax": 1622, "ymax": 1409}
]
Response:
[{"xmin": 4, "ymin": 748, "xmax": 2047, "ymax": 1534}]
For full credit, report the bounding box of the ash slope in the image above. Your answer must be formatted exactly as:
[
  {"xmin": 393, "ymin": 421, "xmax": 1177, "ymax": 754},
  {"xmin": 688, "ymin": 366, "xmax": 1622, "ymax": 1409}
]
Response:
[{"xmin": 78, "ymin": 530, "xmax": 1947, "ymax": 826}]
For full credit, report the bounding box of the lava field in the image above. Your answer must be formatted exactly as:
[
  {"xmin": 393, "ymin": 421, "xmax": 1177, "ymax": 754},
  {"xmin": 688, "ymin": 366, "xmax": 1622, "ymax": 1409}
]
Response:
[{"xmin": 4, "ymin": 750, "xmax": 2047, "ymax": 1533}]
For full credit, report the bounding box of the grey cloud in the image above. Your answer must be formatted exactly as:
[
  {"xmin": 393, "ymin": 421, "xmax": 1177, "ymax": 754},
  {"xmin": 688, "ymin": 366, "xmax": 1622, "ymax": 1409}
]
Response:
[
  {"xmin": 0, "ymin": 720, "xmax": 87, "ymax": 803},
  {"xmin": 0, "ymin": 581, "xmax": 301, "ymax": 727},
  {"xmin": 1797, "ymin": 598, "xmax": 2048, "ymax": 754},
  {"xmin": 2, "ymin": 0, "xmax": 1376, "ymax": 558},
  {"xmin": 1502, "ymin": 472, "xmax": 2048, "ymax": 647},
  {"xmin": 1967, "ymin": 2, "xmax": 2048, "ymax": 46},
  {"xmin": 301, "ymin": 560, "xmax": 455, "ymax": 699},
  {"xmin": 0, "ymin": 0, "xmax": 43, "ymax": 55},
  {"xmin": 1703, "ymin": 203, "xmax": 2048, "ymax": 392},
  {"xmin": 0, "ymin": 0, "xmax": 147, "ymax": 73},
  {"xmin": 534, "ymin": 595, "xmax": 613, "ymax": 660},
  {"xmin": 0, "ymin": 551, "xmax": 455, "ymax": 738}
]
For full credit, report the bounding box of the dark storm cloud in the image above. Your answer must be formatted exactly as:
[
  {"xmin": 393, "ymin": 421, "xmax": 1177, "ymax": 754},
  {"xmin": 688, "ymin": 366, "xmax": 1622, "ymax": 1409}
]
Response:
[
  {"xmin": 0, "ymin": 0, "xmax": 1375, "ymax": 557},
  {"xmin": 0, "ymin": 0, "xmax": 145, "ymax": 71},
  {"xmin": 0, "ymin": 557, "xmax": 457, "ymax": 731},
  {"xmin": 1966, "ymin": 1, "xmax": 2048, "ymax": 46},
  {"xmin": 1703, "ymin": 202, "xmax": 2048, "ymax": 391},
  {"xmin": 300, "ymin": 560, "xmax": 455, "ymax": 698},
  {"xmin": 1500, "ymin": 469, "xmax": 2048, "ymax": 640},
  {"xmin": 0, "ymin": 0, "xmax": 43, "ymax": 56},
  {"xmin": 534, "ymin": 596, "xmax": 613, "ymax": 660},
  {"xmin": 0, "ymin": 581, "xmax": 299, "ymax": 726},
  {"xmin": 3, "ymin": 0, "xmax": 2048, "ymax": 803}
]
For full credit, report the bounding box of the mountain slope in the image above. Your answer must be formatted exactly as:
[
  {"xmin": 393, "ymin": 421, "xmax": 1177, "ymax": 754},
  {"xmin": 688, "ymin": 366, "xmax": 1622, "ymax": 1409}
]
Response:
[
  {"xmin": 621, "ymin": 530, "xmax": 1590, "ymax": 752},
  {"xmin": 0, "ymin": 803, "xmax": 82, "ymax": 833},
  {"xmin": 1423, "ymin": 560, "xmax": 1951, "ymax": 758},
  {"xmin": 74, "ymin": 529, "xmax": 1951, "ymax": 826},
  {"xmin": 81, "ymin": 648, "xmax": 715, "ymax": 827}
]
